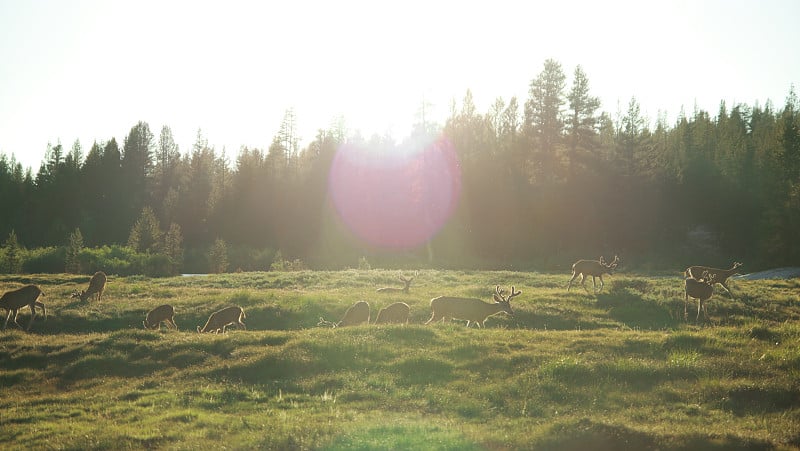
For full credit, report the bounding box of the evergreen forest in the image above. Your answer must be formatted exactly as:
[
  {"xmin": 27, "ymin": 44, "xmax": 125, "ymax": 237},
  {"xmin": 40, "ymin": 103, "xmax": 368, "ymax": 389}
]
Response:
[{"xmin": 1, "ymin": 59, "xmax": 798, "ymax": 274}]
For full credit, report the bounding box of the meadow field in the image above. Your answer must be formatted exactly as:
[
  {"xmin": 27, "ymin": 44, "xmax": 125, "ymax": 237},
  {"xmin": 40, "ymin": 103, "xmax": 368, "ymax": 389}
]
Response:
[{"xmin": 0, "ymin": 270, "xmax": 798, "ymax": 450}]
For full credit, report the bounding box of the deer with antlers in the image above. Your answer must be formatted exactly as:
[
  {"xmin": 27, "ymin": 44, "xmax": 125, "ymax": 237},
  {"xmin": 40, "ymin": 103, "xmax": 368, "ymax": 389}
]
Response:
[
  {"xmin": 684, "ymin": 261, "xmax": 742, "ymax": 299},
  {"xmin": 376, "ymin": 272, "xmax": 417, "ymax": 294},
  {"xmin": 567, "ymin": 255, "xmax": 619, "ymax": 293},
  {"xmin": 426, "ymin": 286, "xmax": 520, "ymax": 328},
  {"xmin": 71, "ymin": 271, "xmax": 107, "ymax": 302},
  {"xmin": 684, "ymin": 271, "xmax": 717, "ymax": 321}
]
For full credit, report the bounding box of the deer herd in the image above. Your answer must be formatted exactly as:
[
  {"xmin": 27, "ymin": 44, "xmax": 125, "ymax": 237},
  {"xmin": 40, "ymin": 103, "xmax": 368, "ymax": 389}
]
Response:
[{"xmin": 0, "ymin": 258, "xmax": 745, "ymax": 333}]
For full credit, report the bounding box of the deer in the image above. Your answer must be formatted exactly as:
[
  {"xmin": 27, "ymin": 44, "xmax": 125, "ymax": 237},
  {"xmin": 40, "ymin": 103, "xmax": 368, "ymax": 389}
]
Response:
[
  {"xmin": 684, "ymin": 261, "xmax": 742, "ymax": 299},
  {"xmin": 567, "ymin": 255, "xmax": 619, "ymax": 293},
  {"xmin": 197, "ymin": 306, "xmax": 246, "ymax": 333},
  {"xmin": 71, "ymin": 271, "xmax": 107, "ymax": 302},
  {"xmin": 426, "ymin": 286, "xmax": 520, "ymax": 328},
  {"xmin": 143, "ymin": 304, "xmax": 178, "ymax": 330},
  {"xmin": 376, "ymin": 272, "xmax": 417, "ymax": 294},
  {"xmin": 374, "ymin": 302, "xmax": 410, "ymax": 324},
  {"xmin": 1, "ymin": 285, "xmax": 46, "ymax": 331},
  {"xmin": 318, "ymin": 301, "xmax": 370, "ymax": 328},
  {"xmin": 684, "ymin": 271, "xmax": 717, "ymax": 321}
]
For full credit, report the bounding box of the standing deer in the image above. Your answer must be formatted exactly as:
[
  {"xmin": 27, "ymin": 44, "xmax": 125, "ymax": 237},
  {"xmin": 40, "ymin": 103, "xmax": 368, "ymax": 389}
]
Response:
[
  {"xmin": 318, "ymin": 301, "xmax": 370, "ymax": 328},
  {"xmin": 567, "ymin": 255, "xmax": 619, "ymax": 293},
  {"xmin": 426, "ymin": 286, "xmax": 520, "ymax": 328},
  {"xmin": 72, "ymin": 271, "xmax": 107, "ymax": 302},
  {"xmin": 374, "ymin": 302, "xmax": 410, "ymax": 324},
  {"xmin": 1, "ymin": 285, "xmax": 46, "ymax": 331},
  {"xmin": 376, "ymin": 272, "xmax": 417, "ymax": 293},
  {"xmin": 197, "ymin": 306, "xmax": 246, "ymax": 333},
  {"xmin": 684, "ymin": 271, "xmax": 716, "ymax": 321},
  {"xmin": 143, "ymin": 304, "xmax": 178, "ymax": 330},
  {"xmin": 684, "ymin": 261, "xmax": 742, "ymax": 299}
]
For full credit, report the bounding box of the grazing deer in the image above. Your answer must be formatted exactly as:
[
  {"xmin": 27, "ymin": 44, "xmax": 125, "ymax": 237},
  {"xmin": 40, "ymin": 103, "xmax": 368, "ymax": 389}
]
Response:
[
  {"xmin": 1, "ymin": 285, "xmax": 46, "ymax": 331},
  {"xmin": 318, "ymin": 301, "xmax": 370, "ymax": 328},
  {"xmin": 684, "ymin": 271, "xmax": 716, "ymax": 321},
  {"xmin": 376, "ymin": 272, "xmax": 417, "ymax": 293},
  {"xmin": 426, "ymin": 286, "xmax": 520, "ymax": 328},
  {"xmin": 374, "ymin": 302, "xmax": 410, "ymax": 324},
  {"xmin": 72, "ymin": 271, "xmax": 107, "ymax": 302},
  {"xmin": 197, "ymin": 306, "xmax": 246, "ymax": 333},
  {"xmin": 684, "ymin": 261, "xmax": 742, "ymax": 299},
  {"xmin": 567, "ymin": 255, "xmax": 619, "ymax": 293},
  {"xmin": 143, "ymin": 304, "xmax": 178, "ymax": 330}
]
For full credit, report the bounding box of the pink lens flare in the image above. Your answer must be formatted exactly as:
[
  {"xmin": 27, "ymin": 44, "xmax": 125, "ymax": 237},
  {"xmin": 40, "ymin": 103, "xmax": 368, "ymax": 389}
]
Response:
[{"xmin": 328, "ymin": 135, "xmax": 461, "ymax": 250}]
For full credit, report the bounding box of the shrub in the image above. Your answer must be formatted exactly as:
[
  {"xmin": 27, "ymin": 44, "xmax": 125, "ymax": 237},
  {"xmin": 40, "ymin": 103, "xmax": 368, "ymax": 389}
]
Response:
[
  {"xmin": 208, "ymin": 238, "xmax": 229, "ymax": 273},
  {"xmin": 23, "ymin": 247, "xmax": 65, "ymax": 273}
]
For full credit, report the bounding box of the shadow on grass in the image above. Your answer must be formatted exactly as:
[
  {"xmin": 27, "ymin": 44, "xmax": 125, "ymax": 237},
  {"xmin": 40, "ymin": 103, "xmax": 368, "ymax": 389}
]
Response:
[
  {"xmin": 512, "ymin": 309, "xmax": 608, "ymax": 331},
  {"xmin": 722, "ymin": 386, "xmax": 800, "ymax": 416},
  {"xmin": 392, "ymin": 356, "xmax": 455, "ymax": 386},
  {"xmin": 207, "ymin": 351, "xmax": 313, "ymax": 388},
  {"xmin": 596, "ymin": 283, "xmax": 682, "ymax": 329},
  {"xmin": 533, "ymin": 418, "xmax": 777, "ymax": 450}
]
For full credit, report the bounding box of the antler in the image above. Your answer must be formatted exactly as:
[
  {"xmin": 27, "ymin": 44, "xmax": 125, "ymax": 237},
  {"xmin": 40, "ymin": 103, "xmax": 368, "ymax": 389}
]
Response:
[{"xmin": 496, "ymin": 286, "xmax": 521, "ymax": 301}]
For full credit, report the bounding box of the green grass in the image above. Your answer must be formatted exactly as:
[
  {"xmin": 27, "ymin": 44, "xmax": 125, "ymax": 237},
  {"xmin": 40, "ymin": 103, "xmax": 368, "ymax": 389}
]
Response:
[{"xmin": 0, "ymin": 270, "xmax": 798, "ymax": 450}]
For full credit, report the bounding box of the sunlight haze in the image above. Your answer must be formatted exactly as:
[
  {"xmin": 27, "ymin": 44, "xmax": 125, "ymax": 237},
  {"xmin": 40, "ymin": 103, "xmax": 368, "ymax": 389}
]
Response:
[{"xmin": 1, "ymin": 0, "xmax": 798, "ymax": 171}]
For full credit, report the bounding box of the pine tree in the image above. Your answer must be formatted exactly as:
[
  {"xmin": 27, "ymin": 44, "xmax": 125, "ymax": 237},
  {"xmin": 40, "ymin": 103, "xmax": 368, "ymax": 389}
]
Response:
[
  {"xmin": 128, "ymin": 207, "xmax": 162, "ymax": 253},
  {"xmin": 565, "ymin": 65, "xmax": 601, "ymax": 178},
  {"xmin": 2, "ymin": 230, "xmax": 22, "ymax": 274},
  {"xmin": 525, "ymin": 59, "xmax": 567, "ymax": 182},
  {"xmin": 163, "ymin": 222, "xmax": 184, "ymax": 275},
  {"xmin": 65, "ymin": 228, "xmax": 84, "ymax": 273},
  {"xmin": 208, "ymin": 238, "xmax": 228, "ymax": 273}
]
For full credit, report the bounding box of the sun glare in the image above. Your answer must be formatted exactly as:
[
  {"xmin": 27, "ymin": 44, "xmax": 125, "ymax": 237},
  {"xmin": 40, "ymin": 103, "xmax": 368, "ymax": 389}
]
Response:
[{"xmin": 328, "ymin": 134, "xmax": 461, "ymax": 249}]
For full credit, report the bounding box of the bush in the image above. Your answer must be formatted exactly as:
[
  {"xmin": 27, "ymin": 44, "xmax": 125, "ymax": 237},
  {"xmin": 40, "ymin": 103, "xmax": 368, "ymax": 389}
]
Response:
[
  {"xmin": 208, "ymin": 239, "xmax": 229, "ymax": 274},
  {"xmin": 23, "ymin": 247, "xmax": 66, "ymax": 273},
  {"xmin": 227, "ymin": 246, "xmax": 275, "ymax": 272},
  {"xmin": 270, "ymin": 251, "xmax": 307, "ymax": 272},
  {"xmin": 141, "ymin": 253, "xmax": 174, "ymax": 277}
]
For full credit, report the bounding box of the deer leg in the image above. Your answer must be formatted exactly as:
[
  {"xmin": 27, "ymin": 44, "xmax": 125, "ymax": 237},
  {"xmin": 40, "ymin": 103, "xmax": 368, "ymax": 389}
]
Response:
[
  {"xmin": 3, "ymin": 310, "xmax": 12, "ymax": 330},
  {"xmin": 719, "ymin": 282, "xmax": 734, "ymax": 299},
  {"xmin": 684, "ymin": 293, "xmax": 689, "ymax": 320},
  {"xmin": 567, "ymin": 272, "xmax": 579, "ymax": 291},
  {"xmin": 598, "ymin": 275, "xmax": 605, "ymax": 292},
  {"xmin": 12, "ymin": 309, "xmax": 23, "ymax": 328},
  {"xmin": 696, "ymin": 300, "xmax": 702, "ymax": 322},
  {"xmin": 35, "ymin": 301, "xmax": 46, "ymax": 321},
  {"xmin": 26, "ymin": 304, "xmax": 36, "ymax": 331},
  {"xmin": 579, "ymin": 274, "xmax": 588, "ymax": 292}
]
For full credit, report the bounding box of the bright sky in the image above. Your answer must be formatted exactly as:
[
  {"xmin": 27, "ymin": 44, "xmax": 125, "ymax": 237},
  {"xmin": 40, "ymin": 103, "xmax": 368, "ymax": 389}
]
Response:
[{"xmin": 1, "ymin": 0, "xmax": 798, "ymax": 172}]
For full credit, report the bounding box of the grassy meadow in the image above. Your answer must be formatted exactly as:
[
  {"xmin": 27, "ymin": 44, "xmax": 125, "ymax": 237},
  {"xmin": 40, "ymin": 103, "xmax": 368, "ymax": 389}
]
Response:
[{"xmin": 0, "ymin": 270, "xmax": 799, "ymax": 450}]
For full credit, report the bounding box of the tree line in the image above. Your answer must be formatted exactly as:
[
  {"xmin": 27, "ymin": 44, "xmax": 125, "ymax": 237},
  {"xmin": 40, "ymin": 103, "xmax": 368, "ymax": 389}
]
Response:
[{"xmin": 1, "ymin": 59, "xmax": 798, "ymax": 273}]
